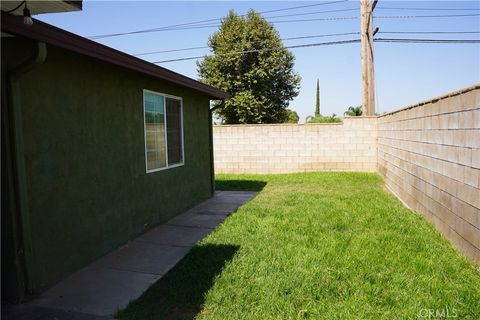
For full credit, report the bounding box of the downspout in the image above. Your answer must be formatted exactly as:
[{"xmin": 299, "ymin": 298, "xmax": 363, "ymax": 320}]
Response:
[
  {"xmin": 7, "ymin": 41, "xmax": 47, "ymax": 297},
  {"xmin": 208, "ymin": 107, "xmax": 215, "ymax": 195}
]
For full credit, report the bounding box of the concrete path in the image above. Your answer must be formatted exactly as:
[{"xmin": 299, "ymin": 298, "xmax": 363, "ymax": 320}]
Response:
[{"xmin": 2, "ymin": 191, "xmax": 256, "ymax": 320}]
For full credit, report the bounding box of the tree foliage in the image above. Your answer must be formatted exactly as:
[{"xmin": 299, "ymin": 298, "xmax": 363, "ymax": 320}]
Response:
[
  {"xmin": 284, "ymin": 109, "xmax": 299, "ymax": 123},
  {"xmin": 198, "ymin": 10, "xmax": 301, "ymax": 124},
  {"xmin": 344, "ymin": 105, "xmax": 363, "ymax": 116},
  {"xmin": 306, "ymin": 114, "xmax": 342, "ymax": 123}
]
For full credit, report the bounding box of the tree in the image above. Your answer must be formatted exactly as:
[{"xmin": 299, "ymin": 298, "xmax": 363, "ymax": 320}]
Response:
[
  {"xmin": 344, "ymin": 105, "xmax": 363, "ymax": 116},
  {"xmin": 315, "ymin": 79, "xmax": 320, "ymax": 117},
  {"xmin": 284, "ymin": 109, "xmax": 299, "ymax": 123},
  {"xmin": 306, "ymin": 113, "xmax": 342, "ymax": 123},
  {"xmin": 197, "ymin": 10, "xmax": 301, "ymax": 124}
]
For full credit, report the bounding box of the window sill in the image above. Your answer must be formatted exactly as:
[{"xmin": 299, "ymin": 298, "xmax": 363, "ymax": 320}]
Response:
[{"xmin": 146, "ymin": 162, "xmax": 184, "ymax": 174}]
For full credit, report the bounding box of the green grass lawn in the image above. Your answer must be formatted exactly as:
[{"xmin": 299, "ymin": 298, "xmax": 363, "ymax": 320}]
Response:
[{"xmin": 117, "ymin": 172, "xmax": 480, "ymax": 319}]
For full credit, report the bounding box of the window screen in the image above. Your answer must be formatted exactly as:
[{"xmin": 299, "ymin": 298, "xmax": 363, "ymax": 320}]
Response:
[{"xmin": 143, "ymin": 91, "xmax": 184, "ymax": 172}]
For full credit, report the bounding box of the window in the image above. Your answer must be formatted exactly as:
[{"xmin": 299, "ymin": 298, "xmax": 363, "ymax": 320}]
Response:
[{"xmin": 143, "ymin": 90, "xmax": 184, "ymax": 172}]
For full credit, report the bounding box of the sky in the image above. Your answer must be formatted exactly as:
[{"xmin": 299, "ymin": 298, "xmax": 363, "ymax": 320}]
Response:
[{"xmin": 36, "ymin": 1, "xmax": 480, "ymax": 122}]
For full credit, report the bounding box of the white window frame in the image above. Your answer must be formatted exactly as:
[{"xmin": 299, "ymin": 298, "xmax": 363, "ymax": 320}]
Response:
[{"xmin": 143, "ymin": 89, "xmax": 185, "ymax": 173}]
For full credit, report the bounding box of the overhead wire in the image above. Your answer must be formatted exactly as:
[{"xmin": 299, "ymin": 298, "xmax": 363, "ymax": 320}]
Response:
[
  {"xmin": 128, "ymin": 9, "xmax": 360, "ymax": 34},
  {"xmin": 256, "ymin": 1, "xmax": 349, "ymax": 14},
  {"xmin": 267, "ymin": 13, "xmax": 480, "ymax": 25},
  {"xmin": 376, "ymin": 6, "xmax": 480, "ymax": 11},
  {"xmin": 134, "ymin": 32, "xmax": 361, "ymax": 56},
  {"xmin": 89, "ymin": 13, "xmax": 480, "ymax": 39},
  {"xmin": 373, "ymin": 13, "xmax": 480, "ymax": 19},
  {"xmin": 374, "ymin": 38, "xmax": 480, "ymax": 43},
  {"xmin": 133, "ymin": 30, "xmax": 480, "ymax": 56},
  {"xmin": 261, "ymin": 8, "xmax": 358, "ymax": 19},
  {"xmin": 150, "ymin": 37, "xmax": 480, "ymax": 63},
  {"xmin": 378, "ymin": 31, "xmax": 480, "ymax": 34},
  {"xmin": 152, "ymin": 39, "xmax": 362, "ymax": 63},
  {"xmin": 89, "ymin": 0, "xmax": 350, "ymax": 39},
  {"xmin": 84, "ymin": 3, "xmax": 480, "ymax": 65}
]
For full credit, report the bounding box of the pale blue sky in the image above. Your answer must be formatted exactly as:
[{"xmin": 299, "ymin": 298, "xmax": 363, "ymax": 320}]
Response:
[{"xmin": 37, "ymin": 1, "xmax": 480, "ymax": 121}]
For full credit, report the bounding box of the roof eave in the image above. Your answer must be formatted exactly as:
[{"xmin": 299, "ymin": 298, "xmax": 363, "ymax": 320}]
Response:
[{"xmin": 1, "ymin": 12, "xmax": 230, "ymax": 100}]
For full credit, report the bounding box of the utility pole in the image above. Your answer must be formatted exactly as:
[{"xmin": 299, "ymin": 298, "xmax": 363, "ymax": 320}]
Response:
[{"xmin": 360, "ymin": 0, "xmax": 377, "ymax": 116}]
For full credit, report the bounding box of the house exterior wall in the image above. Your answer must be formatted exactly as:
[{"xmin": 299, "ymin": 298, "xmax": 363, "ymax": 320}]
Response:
[
  {"xmin": 377, "ymin": 87, "xmax": 480, "ymax": 265},
  {"xmin": 213, "ymin": 118, "xmax": 378, "ymax": 174},
  {"xmin": 2, "ymin": 38, "xmax": 214, "ymax": 295}
]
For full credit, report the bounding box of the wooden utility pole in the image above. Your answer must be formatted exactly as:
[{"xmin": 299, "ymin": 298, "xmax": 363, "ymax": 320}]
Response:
[
  {"xmin": 360, "ymin": 0, "xmax": 376, "ymax": 116},
  {"xmin": 367, "ymin": 2, "xmax": 376, "ymax": 116}
]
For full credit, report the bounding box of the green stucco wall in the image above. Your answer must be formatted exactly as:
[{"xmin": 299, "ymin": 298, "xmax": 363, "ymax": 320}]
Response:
[{"xmin": 2, "ymin": 38, "xmax": 214, "ymax": 296}]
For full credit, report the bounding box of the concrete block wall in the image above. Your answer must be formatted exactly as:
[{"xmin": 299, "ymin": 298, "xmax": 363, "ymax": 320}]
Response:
[
  {"xmin": 377, "ymin": 85, "xmax": 480, "ymax": 264},
  {"xmin": 213, "ymin": 117, "xmax": 378, "ymax": 174}
]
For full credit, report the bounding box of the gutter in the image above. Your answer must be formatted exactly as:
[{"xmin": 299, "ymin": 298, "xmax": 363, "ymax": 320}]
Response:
[
  {"xmin": 1, "ymin": 12, "xmax": 230, "ymax": 100},
  {"xmin": 7, "ymin": 41, "xmax": 47, "ymax": 297},
  {"xmin": 208, "ymin": 108, "xmax": 215, "ymax": 194}
]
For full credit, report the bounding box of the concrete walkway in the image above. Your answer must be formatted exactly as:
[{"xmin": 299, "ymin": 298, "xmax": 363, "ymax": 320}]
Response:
[{"xmin": 2, "ymin": 191, "xmax": 256, "ymax": 320}]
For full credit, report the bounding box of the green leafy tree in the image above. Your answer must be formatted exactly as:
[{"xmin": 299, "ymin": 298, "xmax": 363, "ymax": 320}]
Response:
[
  {"xmin": 315, "ymin": 79, "xmax": 320, "ymax": 117},
  {"xmin": 344, "ymin": 105, "xmax": 363, "ymax": 116},
  {"xmin": 284, "ymin": 109, "xmax": 299, "ymax": 123},
  {"xmin": 306, "ymin": 113, "xmax": 342, "ymax": 123},
  {"xmin": 198, "ymin": 10, "xmax": 301, "ymax": 124}
]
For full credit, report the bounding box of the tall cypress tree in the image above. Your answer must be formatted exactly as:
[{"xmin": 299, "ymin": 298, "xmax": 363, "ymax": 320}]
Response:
[{"xmin": 315, "ymin": 79, "xmax": 320, "ymax": 117}]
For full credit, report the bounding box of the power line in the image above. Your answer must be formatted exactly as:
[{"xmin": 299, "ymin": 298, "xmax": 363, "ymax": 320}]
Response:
[
  {"xmin": 136, "ymin": 46, "xmax": 209, "ymax": 56},
  {"xmin": 90, "ymin": 23, "xmax": 217, "ymax": 39},
  {"xmin": 153, "ymin": 39, "xmax": 362, "ymax": 63},
  {"xmin": 376, "ymin": 6, "xmax": 480, "ymax": 11},
  {"xmin": 259, "ymin": 1, "xmax": 349, "ymax": 14},
  {"xmin": 375, "ymin": 38, "xmax": 480, "ymax": 43},
  {"xmin": 111, "ymin": 16, "xmax": 361, "ymax": 36},
  {"xmin": 88, "ymin": 3, "xmax": 480, "ymax": 39},
  {"xmin": 91, "ymin": 13, "xmax": 480, "ymax": 39},
  {"xmin": 262, "ymin": 8, "xmax": 358, "ymax": 19},
  {"xmin": 134, "ymin": 32, "xmax": 360, "ymax": 56},
  {"xmin": 134, "ymin": 31, "xmax": 480, "ymax": 56},
  {"xmin": 268, "ymin": 13, "xmax": 480, "ymax": 25},
  {"xmin": 150, "ymin": 37, "xmax": 480, "ymax": 64},
  {"xmin": 158, "ymin": 7, "xmax": 359, "ymax": 31},
  {"xmin": 131, "ymin": 8, "xmax": 360, "ymax": 35},
  {"xmin": 373, "ymin": 13, "xmax": 480, "ymax": 19},
  {"xmin": 92, "ymin": 15, "xmax": 361, "ymax": 40},
  {"xmin": 89, "ymin": 9, "xmax": 480, "ymax": 39},
  {"xmin": 379, "ymin": 31, "xmax": 480, "ymax": 35},
  {"xmin": 89, "ymin": 0, "xmax": 349, "ymax": 39},
  {"xmin": 260, "ymin": 16, "xmax": 359, "ymax": 24},
  {"xmin": 283, "ymin": 32, "xmax": 360, "ymax": 41}
]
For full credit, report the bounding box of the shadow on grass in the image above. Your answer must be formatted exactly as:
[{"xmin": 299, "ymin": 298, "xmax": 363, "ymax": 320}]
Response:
[
  {"xmin": 116, "ymin": 244, "xmax": 239, "ymax": 320},
  {"xmin": 215, "ymin": 179, "xmax": 266, "ymax": 192}
]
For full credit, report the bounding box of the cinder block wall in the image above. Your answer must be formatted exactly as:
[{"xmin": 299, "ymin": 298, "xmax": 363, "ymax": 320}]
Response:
[
  {"xmin": 377, "ymin": 86, "xmax": 480, "ymax": 264},
  {"xmin": 213, "ymin": 117, "xmax": 378, "ymax": 174}
]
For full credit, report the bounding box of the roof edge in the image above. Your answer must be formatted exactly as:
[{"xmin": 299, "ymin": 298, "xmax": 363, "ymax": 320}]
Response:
[
  {"xmin": 1, "ymin": 12, "xmax": 230, "ymax": 100},
  {"xmin": 64, "ymin": 1, "xmax": 83, "ymax": 10}
]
